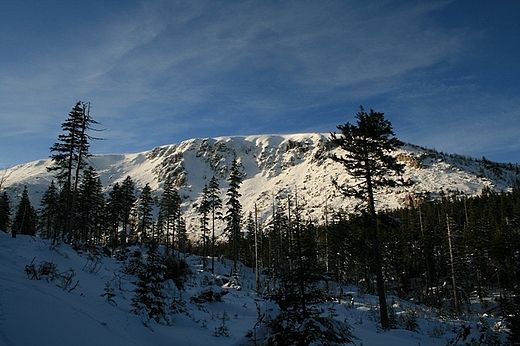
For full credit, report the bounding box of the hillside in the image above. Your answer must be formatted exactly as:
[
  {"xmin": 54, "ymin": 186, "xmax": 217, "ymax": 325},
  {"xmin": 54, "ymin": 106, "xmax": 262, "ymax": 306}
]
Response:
[
  {"xmin": 0, "ymin": 233, "xmax": 508, "ymax": 345},
  {"xmin": 2, "ymin": 133, "xmax": 519, "ymax": 239}
]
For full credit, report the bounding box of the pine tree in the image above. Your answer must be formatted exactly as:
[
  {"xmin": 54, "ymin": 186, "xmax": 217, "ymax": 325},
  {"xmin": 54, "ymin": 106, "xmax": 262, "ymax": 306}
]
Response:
[
  {"xmin": 106, "ymin": 183, "xmax": 122, "ymax": 253},
  {"xmin": 197, "ymin": 184, "xmax": 210, "ymax": 269},
  {"xmin": 207, "ymin": 176, "xmax": 222, "ymax": 274},
  {"xmin": 47, "ymin": 101, "xmax": 102, "ymax": 240},
  {"xmin": 131, "ymin": 247, "xmax": 191, "ymax": 327},
  {"xmin": 0, "ymin": 191, "xmax": 11, "ymax": 233},
  {"xmin": 158, "ymin": 176, "xmax": 181, "ymax": 253},
  {"xmin": 266, "ymin": 209, "xmax": 354, "ymax": 345},
  {"xmin": 119, "ymin": 176, "xmax": 136, "ymax": 249},
  {"xmin": 39, "ymin": 181, "xmax": 60, "ymax": 242},
  {"xmin": 244, "ymin": 211, "xmax": 257, "ymax": 268},
  {"xmin": 197, "ymin": 177, "xmax": 223, "ymax": 270},
  {"xmin": 506, "ymin": 288, "xmax": 520, "ymax": 345},
  {"xmin": 136, "ymin": 183, "xmax": 154, "ymax": 247},
  {"xmin": 176, "ymin": 217, "xmax": 189, "ymax": 256},
  {"xmin": 12, "ymin": 186, "xmax": 38, "ymax": 237},
  {"xmin": 131, "ymin": 248, "xmax": 170, "ymax": 326},
  {"xmin": 266, "ymin": 195, "xmax": 292, "ymax": 284},
  {"xmin": 225, "ymin": 158, "xmax": 243, "ymax": 280},
  {"xmin": 317, "ymin": 210, "xmax": 353, "ymax": 284},
  {"xmin": 76, "ymin": 166, "xmax": 105, "ymax": 245},
  {"xmin": 329, "ymin": 106, "xmax": 404, "ymax": 329}
]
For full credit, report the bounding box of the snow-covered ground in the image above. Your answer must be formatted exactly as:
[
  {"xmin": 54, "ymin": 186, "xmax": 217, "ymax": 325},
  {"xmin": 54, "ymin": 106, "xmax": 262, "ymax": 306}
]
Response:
[{"xmin": 0, "ymin": 233, "xmax": 508, "ymax": 345}]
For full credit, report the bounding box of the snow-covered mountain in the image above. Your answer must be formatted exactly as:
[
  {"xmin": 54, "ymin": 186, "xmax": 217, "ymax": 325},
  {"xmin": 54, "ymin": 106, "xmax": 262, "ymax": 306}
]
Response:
[
  {"xmin": 2, "ymin": 133, "xmax": 519, "ymax": 236},
  {"xmin": 0, "ymin": 133, "xmax": 516, "ymax": 344}
]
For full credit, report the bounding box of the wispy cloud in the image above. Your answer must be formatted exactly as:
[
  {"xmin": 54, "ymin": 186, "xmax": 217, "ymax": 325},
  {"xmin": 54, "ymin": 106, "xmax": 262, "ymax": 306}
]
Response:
[{"xmin": 1, "ymin": 0, "xmax": 518, "ymax": 166}]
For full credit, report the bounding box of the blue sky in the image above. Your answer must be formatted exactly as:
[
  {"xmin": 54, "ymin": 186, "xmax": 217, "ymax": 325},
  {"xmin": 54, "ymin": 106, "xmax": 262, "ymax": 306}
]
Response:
[{"xmin": 1, "ymin": 0, "xmax": 519, "ymax": 168}]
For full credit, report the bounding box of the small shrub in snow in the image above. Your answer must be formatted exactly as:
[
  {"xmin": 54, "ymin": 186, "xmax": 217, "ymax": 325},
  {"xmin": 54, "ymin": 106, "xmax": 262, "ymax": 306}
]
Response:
[
  {"xmin": 214, "ymin": 311, "xmax": 230, "ymax": 337},
  {"xmin": 82, "ymin": 252, "xmax": 103, "ymax": 274},
  {"xmin": 396, "ymin": 307, "xmax": 419, "ymax": 332},
  {"xmin": 446, "ymin": 318, "xmax": 505, "ymax": 346},
  {"xmin": 25, "ymin": 259, "xmax": 58, "ymax": 280},
  {"xmin": 100, "ymin": 282, "xmax": 117, "ymax": 306},
  {"xmin": 122, "ymin": 256, "xmax": 146, "ymax": 277},
  {"xmin": 56, "ymin": 268, "xmax": 78, "ymax": 291},
  {"xmin": 24, "ymin": 259, "xmax": 78, "ymax": 292},
  {"xmin": 265, "ymin": 313, "xmax": 355, "ymax": 346},
  {"xmin": 190, "ymin": 288, "xmax": 229, "ymax": 304}
]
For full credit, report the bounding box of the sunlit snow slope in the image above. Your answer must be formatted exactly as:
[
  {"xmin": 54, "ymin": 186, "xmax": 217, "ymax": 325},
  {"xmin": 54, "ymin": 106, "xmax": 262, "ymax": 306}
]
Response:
[{"xmin": 2, "ymin": 133, "xmax": 519, "ymax": 238}]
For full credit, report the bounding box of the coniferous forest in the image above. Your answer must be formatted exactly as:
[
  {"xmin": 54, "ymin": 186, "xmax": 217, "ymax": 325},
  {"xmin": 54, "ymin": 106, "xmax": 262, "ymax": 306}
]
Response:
[{"xmin": 1, "ymin": 102, "xmax": 519, "ymax": 345}]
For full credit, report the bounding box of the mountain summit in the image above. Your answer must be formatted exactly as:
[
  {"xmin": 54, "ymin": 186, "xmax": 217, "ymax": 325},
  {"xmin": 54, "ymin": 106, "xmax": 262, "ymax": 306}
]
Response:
[{"xmin": 2, "ymin": 133, "xmax": 519, "ymax": 238}]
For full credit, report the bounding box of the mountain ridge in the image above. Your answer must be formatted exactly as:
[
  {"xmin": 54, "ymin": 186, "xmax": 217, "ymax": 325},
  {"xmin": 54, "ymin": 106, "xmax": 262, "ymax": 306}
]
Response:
[{"xmin": 2, "ymin": 132, "xmax": 519, "ymax": 238}]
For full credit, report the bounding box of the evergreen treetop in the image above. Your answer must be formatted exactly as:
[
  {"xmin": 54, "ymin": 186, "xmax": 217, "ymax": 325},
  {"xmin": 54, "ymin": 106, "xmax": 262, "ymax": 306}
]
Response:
[{"xmin": 329, "ymin": 106, "xmax": 404, "ymax": 330}]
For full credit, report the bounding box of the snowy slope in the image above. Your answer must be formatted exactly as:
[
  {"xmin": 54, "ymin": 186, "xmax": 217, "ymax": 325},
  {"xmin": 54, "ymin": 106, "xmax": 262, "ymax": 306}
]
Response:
[
  {"xmin": 0, "ymin": 233, "xmax": 508, "ymax": 345},
  {"xmin": 2, "ymin": 133, "xmax": 519, "ymax": 239}
]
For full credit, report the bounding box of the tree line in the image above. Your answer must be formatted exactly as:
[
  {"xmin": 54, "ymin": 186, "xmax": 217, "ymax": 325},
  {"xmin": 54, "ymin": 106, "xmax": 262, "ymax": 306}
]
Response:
[{"xmin": 1, "ymin": 103, "xmax": 519, "ymax": 342}]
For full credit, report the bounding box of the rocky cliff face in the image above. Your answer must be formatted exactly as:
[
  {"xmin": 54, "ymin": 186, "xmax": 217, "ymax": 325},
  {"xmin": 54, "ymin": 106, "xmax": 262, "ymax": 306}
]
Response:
[{"xmin": 2, "ymin": 133, "xmax": 519, "ymax": 237}]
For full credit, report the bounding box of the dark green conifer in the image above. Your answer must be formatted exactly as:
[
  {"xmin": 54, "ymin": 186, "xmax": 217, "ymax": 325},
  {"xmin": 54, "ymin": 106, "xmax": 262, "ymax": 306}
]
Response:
[
  {"xmin": 12, "ymin": 186, "xmax": 38, "ymax": 237},
  {"xmin": 119, "ymin": 176, "xmax": 136, "ymax": 248},
  {"xmin": 0, "ymin": 191, "xmax": 11, "ymax": 233},
  {"xmin": 39, "ymin": 181, "xmax": 60, "ymax": 242},
  {"xmin": 266, "ymin": 201, "xmax": 354, "ymax": 345},
  {"xmin": 158, "ymin": 176, "xmax": 181, "ymax": 253},
  {"xmin": 197, "ymin": 184, "xmax": 210, "ymax": 269},
  {"xmin": 207, "ymin": 176, "xmax": 222, "ymax": 273},
  {"xmin": 76, "ymin": 166, "xmax": 105, "ymax": 245},
  {"xmin": 329, "ymin": 106, "xmax": 404, "ymax": 329},
  {"xmin": 106, "ymin": 183, "xmax": 122, "ymax": 252},
  {"xmin": 225, "ymin": 158, "xmax": 243, "ymax": 280},
  {"xmin": 47, "ymin": 101, "xmax": 102, "ymax": 241},
  {"xmin": 136, "ymin": 183, "xmax": 154, "ymax": 247}
]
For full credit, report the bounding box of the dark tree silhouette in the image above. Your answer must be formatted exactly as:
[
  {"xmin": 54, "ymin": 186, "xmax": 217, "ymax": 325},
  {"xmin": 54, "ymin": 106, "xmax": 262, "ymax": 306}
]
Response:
[
  {"xmin": 47, "ymin": 101, "xmax": 102, "ymax": 241},
  {"xmin": 225, "ymin": 158, "xmax": 243, "ymax": 280},
  {"xmin": 329, "ymin": 106, "xmax": 404, "ymax": 329}
]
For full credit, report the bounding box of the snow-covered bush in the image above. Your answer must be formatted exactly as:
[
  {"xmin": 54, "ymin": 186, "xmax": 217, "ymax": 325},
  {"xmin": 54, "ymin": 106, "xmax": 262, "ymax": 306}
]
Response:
[
  {"xmin": 213, "ymin": 311, "xmax": 230, "ymax": 337},
  {"xmin": 100, "ymin": 281, "xmax": 117, "ymax": 306},
  {"xmin": 190, "ymin": 287, "xmax": 229, "ymax": 304},
  {"xmin": 24, "ymin": 259, "xmax": 78, "ymax": 291},
  {"xmin": 264, "ymin": 312, "xmax": 354, "ymax": 346},
  {"xmin": 130, "ymin": 248, "xmax": 192, "ymax": 327}
]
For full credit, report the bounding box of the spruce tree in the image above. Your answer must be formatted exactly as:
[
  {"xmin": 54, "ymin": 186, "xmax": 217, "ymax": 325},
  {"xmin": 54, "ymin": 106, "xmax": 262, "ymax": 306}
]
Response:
[
  {"xmin": 131, "ymin": 246, "xmax": 192, "ymax": 326},
  {"xmin": 119, "ymin": 176, "xmax": 136, "ymax": 249},
  {"xmin": 106, "ymin": 183, "xmax": 122, "ymax": 253},
  {"xmin": 12, "ymin": 186, "xmax": 38, "ymax": 237},
  {"xmin": 266, "ymin": 206, "xmax": 354, "ymax": 345},
  {"xmin": 197, "ymin": 184, "xmax": 210, "ymax": 269},
  {"xmin": 76, "ymin": 166, "xmax": 105, "ymax": 245},
  {"xmin": 158, "ymin": 176, "xmax": 181, "ymax": 253},
  {"xmin": 225, "ymin": 158, "xmax": 243, "ymax": 280},
  {"xmin": 197, "ymin": 177, "xmax": 223, "ymax": 269},
  {"xmin": 176, "ymin": 217, "xmax": 189, "ymax": 256},
  {"xmin": 136, "ymin": 183, "xmax": 154, "ymax": 247},
  {"xmin": 0, "ymin": 191, "xmax": 11, "ymax": 233},
  {"xmin": 47, "ymin": 101, "xmax": 102, "ymax": 241},
  {"xmin": 266, "ymin": 195, "xmax": 291, "ymax": 283},
  {"xmin": 207, "ymin": 176, "xmax": 222, "ymax": 274},
  {"xmin": 131, "ymin": 248, "xmax": 170, "ymax": 326},
  {"xmin": 39, "ymin": 181, "xmax": 60, "ymax": 242},
  {"xmin": 244, "ymin": 211, "xmax": 257, "ymax": 268},
  {"xmin": 329, "ymin": 106, "xmax": 404, "ymax": 329}
]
